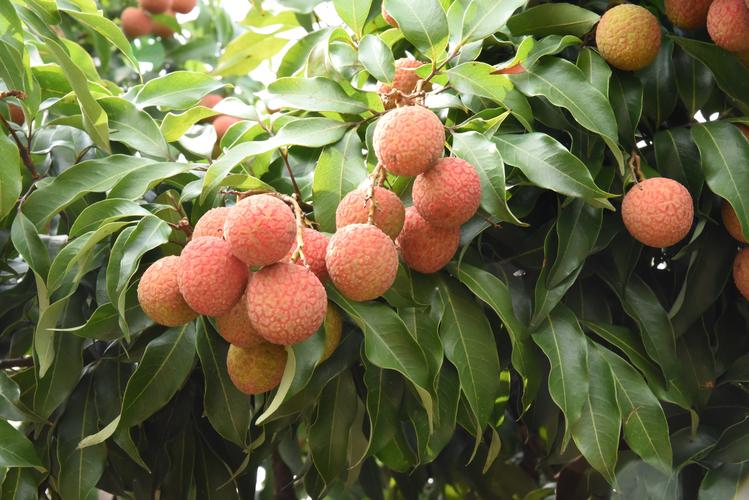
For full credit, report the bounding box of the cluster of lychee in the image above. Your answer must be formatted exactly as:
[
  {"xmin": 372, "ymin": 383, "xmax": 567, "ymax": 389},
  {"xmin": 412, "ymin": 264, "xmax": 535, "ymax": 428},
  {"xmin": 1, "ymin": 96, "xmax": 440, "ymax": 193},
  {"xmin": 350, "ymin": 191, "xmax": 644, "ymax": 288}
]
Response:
[
  {"xmin": 121, "ymin": 0, "xmax": 195, "ymax": 39},
  {"xmin": 595, "ymin": 0, "xmax": 749, "ymax": 73},
  {"xmin": 137, "ymin": 194, "xmax": 341, "ymax": 396}
]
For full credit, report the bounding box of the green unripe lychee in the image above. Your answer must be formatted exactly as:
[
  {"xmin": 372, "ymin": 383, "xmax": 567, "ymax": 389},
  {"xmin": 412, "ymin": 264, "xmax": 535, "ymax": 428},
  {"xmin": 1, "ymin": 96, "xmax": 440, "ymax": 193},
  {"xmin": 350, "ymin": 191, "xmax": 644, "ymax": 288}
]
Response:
[
  {"xmin": 320, "ymin": 303, "xmax": 343, "ymax": 363},
  {"xmin": 596, "ymin": 4, "xmax": 662, "ymax": 71},
  {"xmin": 226, "ymin": 343, "xmax": 287, "ymax": 395}
]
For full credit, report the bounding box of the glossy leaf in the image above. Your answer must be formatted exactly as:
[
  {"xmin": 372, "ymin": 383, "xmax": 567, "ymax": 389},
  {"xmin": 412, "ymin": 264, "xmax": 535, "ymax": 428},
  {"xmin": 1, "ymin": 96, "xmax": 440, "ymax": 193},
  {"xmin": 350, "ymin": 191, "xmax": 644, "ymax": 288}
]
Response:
[
  {"xmin": 507, "ymin": 3, "xmax": 599, "ymax": 37},
  {"xmin": 0, "ymin": 134, "xmax": 21, "ymax": 221},
  {"xmin": 383, "ymin": 0, "xmax": 449, "ymax": 62}
]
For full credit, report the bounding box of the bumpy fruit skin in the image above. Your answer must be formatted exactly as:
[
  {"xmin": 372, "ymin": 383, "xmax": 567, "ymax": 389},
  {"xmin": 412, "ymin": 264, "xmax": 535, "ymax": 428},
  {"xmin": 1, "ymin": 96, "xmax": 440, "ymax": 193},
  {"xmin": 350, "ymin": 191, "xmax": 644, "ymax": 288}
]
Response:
[
  {"xmin": 336, "ymin": 186, "xmax": 405, "ymax": 239},
  {"xmin": 193, "ymin": 207, "xmax": 229, "ymax": 239},
  {"xmin": 378, "ymin": 59, "xmax": 432, "ymax": 109},
  {"xmin": 213, "ymin": 115, "xmax": 241, "ymax": 140},
  {"xmin": 247, "ymin": 263, "xmax": 327, "ymax": 345},
  {"xmin": 216, "ymin": 292, "xmax": 264, "ymax": 348},
  {"xmin": 121, "ymin": 7, "xmax": 153, "ymax": 38},
  {"xmin": 137, "ymin": 256, "xmax": 198, "ymax": 326},
  {"xmin": 596, "ymin": 5, "xmax": 661, "ymax": 71},
  {"xmin": 665, "ymin": 0, "xmax": 712, "ymax": 29},
  {"xmin": 177, "ymin": 236, "xmax": 248, "ymax": 316},
  {"xmin": 397, "ymin": 207, "xmax": 460, "ymax": 273},
  {"xmin": 8, "ymin": 104, "xmax": 24, "ymax": 125},
  {"xmin": 224, "ymin": 195, "xmax": 296, "ymax": 267},
  {"xmin": 413, "ymin": 157, "xmax": 481, "ymax": 228},
  {"xmin": 734, "ymin": 248, "xmax": 749, "ymax": 300},
  {"xmin": 326, "ymin": 224, "xmax": 399, "ymax": 301},
  {"xmin": 707, "ymin": 0, "xmax": 749, "ymax": 52},
  {"xmin": 285, "ymin": 228, "xmax": 330, "ymax": 282},
  {"xmin": 171, "ymin": 0, "xmax": 196, "ymax": 13},
  {"xmin": 722, "ymin": 201, "xmax": 748, "ymax": 243},
  {"xmin": 382, "ymin": 4, "xmax": 398, "ymax": 27},
  {"xmin": 373, "ymin": 106, "xmax": 445, "ymax": 176},
  {"xmin": 139, "ymin": 0, "xmax": 170, "ymax": 14},
  {"xmin": 226, "ymin": 343, "xmax": 287, "ymax": 395},
  {"xmin": 621, "ymin": 178, "xmax": 694, "ymax": 248},
  {"xmin": 320, "ymin": 303, "xmax": 342, "ymax": 363}
]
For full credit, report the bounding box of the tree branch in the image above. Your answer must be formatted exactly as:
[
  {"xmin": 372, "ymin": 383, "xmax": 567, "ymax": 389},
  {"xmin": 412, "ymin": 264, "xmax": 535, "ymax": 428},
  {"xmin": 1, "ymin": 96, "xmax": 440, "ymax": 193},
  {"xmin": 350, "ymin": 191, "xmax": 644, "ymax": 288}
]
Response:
[{"xmin": 0, "ymin": 357, "xmax": 34, "ymax": 369}]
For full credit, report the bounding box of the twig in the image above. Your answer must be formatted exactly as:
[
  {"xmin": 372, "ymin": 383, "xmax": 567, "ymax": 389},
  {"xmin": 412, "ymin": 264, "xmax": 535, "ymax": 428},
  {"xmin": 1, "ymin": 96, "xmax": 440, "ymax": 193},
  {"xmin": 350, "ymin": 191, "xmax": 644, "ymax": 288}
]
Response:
[
  {"xmin": 423, "ymin": 44, "xmax": 463, "ymax": 84},
  {"xmin": 0, "ymin": 357, "xmax": 33, "ymax": 369},
  {"xmin": 0, "ymin": 113, "xmax": 38, "ymax": 179},
  {"xmin": 366, "ymin": 163, "xmax": 386, "ymax": 225},
  {"xmin": 628, "ymin": 150, "xmax": 644, "ymax": 184},
  {"xmin": 169, "ymin": 218, "xmax": 193, "ymax": 239},
  {"xmin": 279, "ymin": 148, "xmax": 303, "ymax": 200}
]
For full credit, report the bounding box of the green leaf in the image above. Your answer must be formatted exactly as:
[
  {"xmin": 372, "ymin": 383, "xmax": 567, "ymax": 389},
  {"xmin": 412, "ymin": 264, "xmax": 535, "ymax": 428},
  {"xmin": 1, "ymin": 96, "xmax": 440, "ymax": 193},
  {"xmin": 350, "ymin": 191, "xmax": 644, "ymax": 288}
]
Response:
[
  {"xmin": 547, "ymin": 199, "xmax": 602, "ymax": 288},
  {"xmin": 120, "ymin": 323, "xmax": 197, "ymax": 427},
  {"xmin": 511, "ymin": 57, "xmax": 623, "ymax": 169},
  {"xmin": 447, "ymin": 62, "xmax": 512, "ymax": 103},
  {"xmin": 214, "ymin": 31, "xmax": 288, "ymax": 77},
  {"xmin": 135, "ymin": 71, "xmax": 225, "ymax": 110},
  {"xmin": 11, "ymin": 212, "xmax": 50, "ymax": 280},
  {"xmin": 33, "ymin": 331, "xmax": 84, "ymax": 419},
  {"xmin": 61, "ymin": 9, "xmax": 139, "ymax": 72},
  {"xmin": 507, "ymin": 3, "xmax": 599, "ymax": 37},
  {"xmin": 460, "ymin": 0, "xmax": 526, "ymax": 44},
  {"xmin": 640, "ymin": 38, "xmax": 676, "ymax": 128},
  {"xmin": 570, "ymin": 343, "xmax": 620, "ymax": 484},
  {"xmin": 673, "ymin": 37, "xmax": 749, "ymax": 112},
  {"xmin": 654, "ymin": 127, "xmax": 704, "ymax": 199},
  {"xmin": 22, "ymin": 155, "xmax": 155, "ymax": 228},
  {"xmin": 278, "ymin": 28, "xmax": 331, "ymax": 78},
  {"xmin": 610, "ymin": 72, "xmax": 643, "ymax": 151},
  {"xmin": 674, "ymin": 47, "xmax": 713, "ymax": 117},
  {"xmin": 0, "ymin": 134, "xmax": 21, "ymax": 221},
  {"xmin": 692, "ymin": 122, "xmax": 749, "ymax": 241},
  {"xmin": 195, "ymin": 320, "xmax": 250, "ymax": 446},
  {"xmin": 494, "ymin": 133, "xmax": 614, "ymax": 206},
  {"xmin": 435, "ymin": 277, "xmax": 500, "ymax": 432},
  {"xmin": 267, "ymin": 77, "xmax": 370, "ymax": 114},
  {"xmin": 358, "ymin": 35, "xmax": 395, "ymax": 83},
  {"xmin": 160, "ymin": 107, "xmax": 218, "ymax": 142},
  {"xmin": 599, "ymin": 348, "xmax": 673, "ymax": 472},
  {"xmin": 313, "ymin": 128, "xmax": 368, "ymax": 232},
  {"xmin": 0, "ymin": 420, "xmax": 43, "ymax": 469},
  {"xmin": 201, "ymin": 118, "xmax": 351, "ymax": 201},
  {"xmin": 0, "ymin": 372, "xmax": 30, "ymax": 421},
  {"xmin": 699, "ymin": 463, "xmax": 749, "ymax": 498},
  {"xmin": 99, "ymin": 97, "xmax": 170, "ymax": 158},
  {"xmin": 0, "ymin": 468, "xmax": 39, "ymax": 499},
  {"xmin": 577, "ymin": 48, "xmax": 610, "ymax": 98},
  {"xmin": 383, "ymin": 0, "xmax": 449, "ymax": 62},
  {"xmin": 309, "ymin": 372, "xmax": 358, "ymax": 489},
  {"xmin": 362, "ymin": 362, "xmax": 404, "ymax": 456},
  {"xmin": 108, "ymin": 162, "xmax": 195, "ymax": 200},
  {"xmin": 68, "ymin": 199, "xmax": 151, "ymax": 237},
  {"xmin": 333, "ymin": 0, "xmax": 372, "ymax": 37},
  {"xmin": 532, "ymin": 304, "xmax": 589, "ymax": 437}
]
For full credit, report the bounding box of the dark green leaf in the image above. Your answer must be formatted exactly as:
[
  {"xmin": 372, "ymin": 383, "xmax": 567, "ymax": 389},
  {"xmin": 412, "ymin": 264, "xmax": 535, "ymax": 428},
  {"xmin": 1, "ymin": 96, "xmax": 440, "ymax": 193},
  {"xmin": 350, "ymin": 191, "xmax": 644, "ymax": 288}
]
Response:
[{"xmin": 507, "ymin": 3, "xmax": 599, "ymax": 37}]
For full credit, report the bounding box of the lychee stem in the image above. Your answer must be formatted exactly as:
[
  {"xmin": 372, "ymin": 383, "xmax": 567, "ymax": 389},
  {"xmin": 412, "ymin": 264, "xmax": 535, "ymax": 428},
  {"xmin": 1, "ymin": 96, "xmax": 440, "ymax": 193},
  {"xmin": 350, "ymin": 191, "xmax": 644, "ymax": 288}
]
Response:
[
  {"xmin": 0, "ymin": 89, "xmax": 37, "ymax": 180},
  {"xmin": 288, "ymin": 193, "xmax": 310, "ymax": 269},
  {"xmin": 366, "ymin": 163, "xmax": 387, "ymax": 225},
  {"xmin": 628, "ymin": 150, "xmax": 644, "ymax": 184},
  {"xmin": 170, "ymin": 217, "xmax": 193, "ymax": 239}
]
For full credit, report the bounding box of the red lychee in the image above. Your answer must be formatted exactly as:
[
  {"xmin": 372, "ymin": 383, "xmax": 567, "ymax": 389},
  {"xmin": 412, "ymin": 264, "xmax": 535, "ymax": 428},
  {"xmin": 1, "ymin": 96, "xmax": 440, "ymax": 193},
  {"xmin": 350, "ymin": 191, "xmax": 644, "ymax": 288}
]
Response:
[
  {"xmin": 192, "ymin": 207, "xmax": 229, "ymax": 239},
  {"xmin": 397, "ymin": 207, "xmax": 460, "ymax": 273},
  {"xmin": 336, "ymin": 186, "xmax": 405, "ymax": 239},
  {"xmin": 707, "ymin": 0, "xmax": 749, "ymax": 52},
  {"xmin": 285, "ymin": 227, "xmax": 330, "ymax": 282},
  {"xmin": 733, "ymin": 248, "xmax": 749, "ymax": 300},
  {"xmin": 137, "ymin": 256, "xmax": 198, "ymax": 326},
  {"xmin": 373, "ymin": 106, "xmax": 445, "ymax": 176},
  {"xmin": 215, "ymin": 292, "xmax": 264, "ymax": 348},
  {"xmin": 227, "ymin": 343, "xmax": 287, "ymax": 395},
  {"xmin": 412, "ymin": 157, "xmax": 481, "ymax": 228},
  {"xmin": 121, "ymin": 7, "xmax": 153, "ymax": 38}
]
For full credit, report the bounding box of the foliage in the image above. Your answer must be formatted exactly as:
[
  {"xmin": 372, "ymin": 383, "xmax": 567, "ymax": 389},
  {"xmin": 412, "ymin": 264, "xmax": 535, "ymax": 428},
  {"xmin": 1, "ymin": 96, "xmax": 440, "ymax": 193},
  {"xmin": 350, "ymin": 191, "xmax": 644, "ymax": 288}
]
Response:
[{"xmin": 1, "ymin": 0, "xmax": 749, "ymax": 498}]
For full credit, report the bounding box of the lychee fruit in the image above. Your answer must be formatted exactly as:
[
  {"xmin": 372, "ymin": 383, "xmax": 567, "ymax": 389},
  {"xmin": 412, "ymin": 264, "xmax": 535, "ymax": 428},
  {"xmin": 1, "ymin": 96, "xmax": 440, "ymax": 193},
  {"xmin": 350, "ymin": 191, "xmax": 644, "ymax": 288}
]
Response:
[
  {"xmin": 665, "ymin": 0, "xmax": 713, "ymax": 29},
  {"xmin": 247, "ymin": 263, "xmax": 327, "ymax": 345},
  {"xmin": 139, "ymin": 0, "xmax": 170, "ymax": 14},
  {"xmin": 382, "ymin": 4, "xmax": 398, "ymax": 27},
  {"xmin": 621, "ymin": 177, "xmax": 694, "ymax": 248},
  {"xmin": 373, "ymin": 106, "xmax": 445, "ymax": 176},
  {"xmin": 707, "ymin": 0, "xmax": 749, "ymax": 52},
  {"xmin": 320, "ymin": 303, "xmax": 342, "ymax": 363},
  {"xmin": 177, "ymin": 236, "xmax": 247, "ymax": 316},
  {"xmin": 137, "ymin": 256, "xmax": 198, "ymax": 327},
  {"xmin": 171, "ymin": 0, "xmax": 196, "ymax": 14},
  {"xmin": 199, "ymin": 94, "xmax": 223, "ymax": 123},
  {"xmin": 595, "ymin": 4, "xmax": 661, "ymax": 71},
  {"xmin": 151, "ymin": 13, "xmax": 176, "ymax": 38},
  {"xmin": 378, "ymin": 59, "xmax": 431, "ymax": 109},
  {"xmin": 226, "ymin": 343, "xmax": 287, "ymax": 395},
  {"xmin": 326, "ymin": 224, "xmax": 399, "ymax": 301},
  {"xmin": 192, "ymin": 207, "xmax": 229, "ymax": 239},
  {"xmin": 285, "ymin": 227, "xmax": 330, "ymax": 282},
  {"xmin": 397, "ymin": 207, "xmax": 460, "ymax": 273},
  {"xmin": 734, "ymin": 248, "xmax": 749, "ymax": 300},
  {"xmin": 8, "ymin": 104, "xmax": 24, "ymax": 125},
  {"xmin": 738, "ymin": 124, "xmax": 749, "ymax": 140},
  {"xmin": 215, "ymin": 292, "xmax": 265, "ymax": 348},
  {"xmin": 412, "ymin": 157, "xmax": 481, "ymax": 228},
  {"xmin": 121, "ymin": 7, "xmax": 153, "ymax": 38},
  {"xmin": 336, "ymin": 186, "xmax": 405, "ymax": 239},
  {"xmin": 223, "ymin": 194, "xmax": 296, "ymax": 267},
  {"xmin": 722, "ymin": 200, "xmax": 748, "ymax": 243},
  {"xmin": 213, "ymin": 115, "xmax": 241, "ymax": 140}
]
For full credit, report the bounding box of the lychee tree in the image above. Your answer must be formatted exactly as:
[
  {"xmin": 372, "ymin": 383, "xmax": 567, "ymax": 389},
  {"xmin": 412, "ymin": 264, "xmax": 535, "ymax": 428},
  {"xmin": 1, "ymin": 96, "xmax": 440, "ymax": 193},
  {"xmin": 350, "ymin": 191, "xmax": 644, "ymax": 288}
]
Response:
[{"xmin": 1, "ymin": 0, "xmax": 749, "ymax": 498}]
